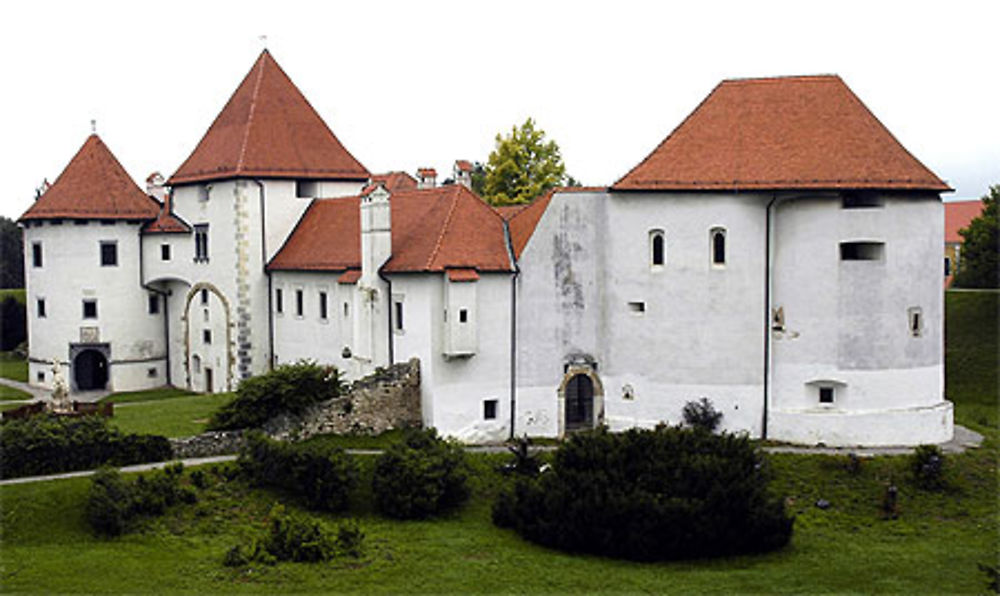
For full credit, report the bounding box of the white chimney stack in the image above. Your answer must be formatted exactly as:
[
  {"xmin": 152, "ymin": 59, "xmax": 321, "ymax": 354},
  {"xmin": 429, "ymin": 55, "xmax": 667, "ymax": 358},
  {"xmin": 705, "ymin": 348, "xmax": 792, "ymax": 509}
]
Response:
[{"xmin": 417, "ymin": 167, "xmax": 437, "ymax": 189}]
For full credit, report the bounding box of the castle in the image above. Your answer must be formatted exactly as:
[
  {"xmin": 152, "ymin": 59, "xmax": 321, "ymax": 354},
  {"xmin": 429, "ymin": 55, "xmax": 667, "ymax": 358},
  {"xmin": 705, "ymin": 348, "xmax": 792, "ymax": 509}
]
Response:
[{"xmin": 21, "ymin": 51, "xmax": 954, "ymax": 446}]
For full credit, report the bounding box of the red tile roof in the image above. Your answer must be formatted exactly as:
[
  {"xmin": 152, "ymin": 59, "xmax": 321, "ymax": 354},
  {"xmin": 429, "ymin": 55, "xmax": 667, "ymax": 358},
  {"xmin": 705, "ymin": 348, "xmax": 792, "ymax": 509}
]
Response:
[
  {"xmin": 338, "ymin": 269, "xmax": 361, "ymax": 284},
  {"xmin": 447, "ymin": 268, "xmax": 479, "ymax": 281},
  {"xmin": 945, "ymin": 200, "xmax": 985, "ymax": 243},
  {"xmin": 371, "ymin": 171, "xmax": 418, "ymax": 193},
  {"xmin": 417, "ymin": 168, "xmax": 437, "ymax": 177},
  {"xmin": 169, "ymin": 50, "xmax": 369, "ymax": 185},
  {"xmin": 613, "ymin": 75, "xmax": 950, "ymax": 192},
  {"xmin": 20, "ymin": 135, "xmax": 160, "ymax": 221},
  {"xmin": 268, "ymin": 185, "xmax": 513, "ymax": 274},
  {"xmin": 494, "ymin": 204, "xmax": 527, "ymax": 221},
  {"xmin": 455, "ymin": 160, "xmax": 473, "ymax": 172},
  {"xmin": 143, "ymin": 193, "xmax": 191, "ymax": 234}
]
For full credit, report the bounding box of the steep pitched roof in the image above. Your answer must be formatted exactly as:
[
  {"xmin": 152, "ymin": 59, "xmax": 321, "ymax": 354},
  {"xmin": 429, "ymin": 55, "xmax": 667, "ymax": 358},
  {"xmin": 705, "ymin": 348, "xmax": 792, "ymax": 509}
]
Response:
[
  {"xmin": 20, "ymin": 134, "xmax": 160, "ymax": 221},
  {"xmin": 169, "ymin": 50, "xmax": 369, "ymax": 185},
  {"xmin": 613, "ymin": 75, "xmax": 950, "ymax": 192},
  {"xmin": 268, "ymin": 185, "xmax": 513, "ymax": 274},
  {"xmin": 371, "ymin": 171, "xmax": 418, "ymax": 193},
  {"xmin": 945, "ymin": 199, "xmax": 984, "ymax": 243}
]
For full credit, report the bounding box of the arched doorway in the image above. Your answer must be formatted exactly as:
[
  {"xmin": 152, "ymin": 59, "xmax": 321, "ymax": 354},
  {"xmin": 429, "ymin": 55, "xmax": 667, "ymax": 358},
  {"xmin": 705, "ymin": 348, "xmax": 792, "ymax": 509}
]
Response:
[
  {"xmin": 73, "ymin": 349, "xmax": 108, "ymax": 390},
  {"xmin": 565, "ymin": 373, "xmax": 594, "ymax": 432}
]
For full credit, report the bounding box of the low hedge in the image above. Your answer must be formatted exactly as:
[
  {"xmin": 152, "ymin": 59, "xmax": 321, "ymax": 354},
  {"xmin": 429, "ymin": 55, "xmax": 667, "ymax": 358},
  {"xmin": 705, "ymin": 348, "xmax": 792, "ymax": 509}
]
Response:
[
  {"xmin": 0, "ymin": 415, "xmax": 172, "ymax": 479},
  {"xmin": 238, "ymin": 432, "xmax": 357, "ymax": 512},
  {"xmin": 209, "ymin": 362, "xmax": 343, "ymax": 430},
  {"xmin": 492, "ymin": 425, "xmax": 794, "ymax": 561}
]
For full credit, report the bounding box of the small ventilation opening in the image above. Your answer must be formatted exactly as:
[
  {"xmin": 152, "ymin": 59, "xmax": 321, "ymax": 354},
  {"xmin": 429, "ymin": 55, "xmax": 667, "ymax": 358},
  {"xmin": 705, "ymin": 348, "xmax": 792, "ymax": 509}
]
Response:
[
  {"xmin": 628, "ymin": 301, "xmax": 646, "ymax": 314},
  {"xmin": 840, "ymin": 242, "xmax": 884, "ymax": 261},
  {"xmin": 819, "ymin": 387, "xmax": 835, "ymax": 404}
]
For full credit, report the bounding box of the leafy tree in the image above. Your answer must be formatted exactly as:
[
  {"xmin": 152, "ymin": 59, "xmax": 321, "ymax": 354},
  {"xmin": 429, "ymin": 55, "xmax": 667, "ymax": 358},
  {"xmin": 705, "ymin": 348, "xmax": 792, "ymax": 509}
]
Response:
[
  {"xmin": 481, "ymin": 118, "xmax": 570, "ymax": 205},
  {"xmin": 0, "ymin": 216, "xmax": 24, "ymax": 289},
  {"xmin": 953, "ymin": 185, "xmax": 999, "ymax": 289}
]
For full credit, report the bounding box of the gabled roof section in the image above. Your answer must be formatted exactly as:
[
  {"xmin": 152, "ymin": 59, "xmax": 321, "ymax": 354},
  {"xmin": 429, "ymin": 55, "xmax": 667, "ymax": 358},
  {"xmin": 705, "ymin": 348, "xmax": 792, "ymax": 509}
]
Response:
[
  {"xmin": 267, "ymin": 185, "xmax": 513, "ymax": 274},
  {"xmin": 20, "ymin": 134, "xmax": 160, "ymax": 221},
  {"xmin": 613, "ymin": 75, "xmax": 950, "ymax": 192},
  {"xmin": 169, "ymin": 50, "xmax": 369, "ymax": 185},
  {"xmin": 143, "ymin": 193, "xmax": 191, "ymax": 234},
  {"xmin": 507, "ymin": 187, "xmax": 605, "ymax": 258},
  {"xmin": 945, "ymin": 199, "xmax": 984, "ymax": 243}
]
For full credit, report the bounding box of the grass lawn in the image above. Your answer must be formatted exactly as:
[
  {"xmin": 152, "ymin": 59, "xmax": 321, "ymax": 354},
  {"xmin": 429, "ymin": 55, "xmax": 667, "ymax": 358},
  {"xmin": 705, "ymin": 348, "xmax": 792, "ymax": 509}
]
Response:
[
  {"xmin": 0, "ymin": 351, "xmax": 28, "ymax": 382},
  {"xmin": 0, "ymin": 384, "xmax": 32, "ymax": 400},
  {"xmin": 0, "ymin": 288, "xmax": 26, "ymax": 304},
  {"xmin": 110, "ymin": 392, "xmax": 234, "ymax": 438},
  {"xmin": 100, "ymin": 387, "xmax": 199, "ymax": 405},
  {"xmin": 945, "ymin": 290, "xmax": 999, "ymax": 429}
]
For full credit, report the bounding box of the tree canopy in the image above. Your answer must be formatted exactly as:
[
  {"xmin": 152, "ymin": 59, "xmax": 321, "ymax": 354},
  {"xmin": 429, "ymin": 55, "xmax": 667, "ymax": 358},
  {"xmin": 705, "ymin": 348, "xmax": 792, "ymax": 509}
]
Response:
[
  {"xmin": 953, "ymin": 184, "xmax": 999, "ymax": 289},
  {"xmin": 480, "ymin": 118, "xmax": 570, "ymax": 205},
  {"xmin": 0, "ymin": 216, "xmax": 24, "ymax": 289}
]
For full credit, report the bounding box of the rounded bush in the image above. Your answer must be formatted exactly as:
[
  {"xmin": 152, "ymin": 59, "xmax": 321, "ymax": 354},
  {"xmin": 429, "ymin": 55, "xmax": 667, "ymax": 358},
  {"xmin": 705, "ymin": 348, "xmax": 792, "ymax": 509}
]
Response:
[
  {"xmin": 372, "ymin": 428, "xmax": 469, "ymax": 519},
  {"xmin": 492, "ymin": 425, "xmax": 793, "ymax": 561}
]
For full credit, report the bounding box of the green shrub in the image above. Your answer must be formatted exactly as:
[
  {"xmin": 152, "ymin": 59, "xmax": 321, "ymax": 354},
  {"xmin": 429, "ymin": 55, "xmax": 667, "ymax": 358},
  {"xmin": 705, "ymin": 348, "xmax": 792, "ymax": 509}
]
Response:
[
  {"xmin": 209, "ymin": 362, "xmax": 343, "ymax": 430},
  {"xmin": 85, "ymin": 463, "xmax": 195, "ymax": 537},
  {"xmin": 492, "ymin": 425, "xmax": 793, "ymax": 561},
  {"xmin": 225, "ymin": 505, "xmax": 364, "ymax": 566},
  {"xmin": 912, "ymin": 444, "xmax": 946, "ymax": 490},
  {"xmin": 0, "ymin": 415, "xmax": 172, "ymax": 479},
  {"xmin": 372, "ymin": 428, "xmax": 469, "ymax": 519},
  {"xmin": 238, "ymin": 432, "xmax": 357, "ymax": 512},
  {"xmin": 682, "ymin": 397, "xmax": 723, "ymax": 432}
]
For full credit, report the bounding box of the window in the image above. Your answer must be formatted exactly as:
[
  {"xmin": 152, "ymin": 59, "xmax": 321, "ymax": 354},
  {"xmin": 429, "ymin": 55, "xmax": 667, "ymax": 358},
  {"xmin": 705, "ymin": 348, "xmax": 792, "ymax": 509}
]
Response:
[
  {"xmin": 296, "ymin": 180, "xmax": 318, "ymax": 198},
  {"xmin": 37, "ymin": 298, "xmax": 46, "ymax": 318},
  {"xmin": 944, "ymin": 257, "xmax": 951, "ymax": 276},
  {"xmin": 203, "ymin": 329, "xmax": 212, "ymax": 344},
  {"xmin": 459, "ymin": 309, "xmax": 468, "ymax": 323},
  {"xmin": 295, "ymin": 289, "xmax": 304, "ymax": 317},
  {"xmin": 198, "ymin": 185, "xmax": 210, "ymax": 202},
  {"xmin": 394, "ymin": 301, "xmax": 404, "ymax": 332},
  {"xmin": 484, "ymin": 399, "xmax": 498, "ymax": 420},
  {"xmin": 628, "ymin": 301, "xmax": 646, "ymax": 314},
  {"xmin": 192, "ymin": 355, "xmax": 201, "ymax": 373},
  {"xmin": 710, "ymin": 228, "xmax": 726, "ymax": 266},
  {"xmin": 82, "ymin": 299, "xmax": 97, "ymax": 319},
  {"xmin": 100, "ymin": 241, "xmax": 118, "ymax": 266},
  {"xmin": 842, "ymin": 192, "xmax": 884, "ymax": 209},
  {"xmin": 32, "ymin": 242, "xmax": 42, "ymax": 268},
  {"xmin": 148, "ymin": 294, "xmax": 159, "ymax": 314},
  {"xmin": 147, "ymin": 368, "xmax": 158, "ymax": 378},
  {"xmin": 319, "ymin": 291, "xmax": 328, "ymax": 320},
  {"xmin": 275, "ymin": 288, "xmax": 283, "ymax": 314},
  {"xmin": 161, "ymin": 243, "xmax": 171, "ymax": 261},
  {"xmin": 201, "ymin": 288, "xmax": 209, "ymax": 305},
  {"xmin": 343, "ymin": 302, "xmax": 349, "ymax": 318},
  {"xmin": 819, "ymin": 387, "xmax": 835, "ymax": 404},
  {"xmin": 908, "ymin": 307, "xmax": 923, "ymax": 337},
  {"xmin": 37, "ymin": 371, "xmax": 45, "ymax": 383},
  {"xmin": 650, "ymin": 230, "xmax": 665, "ymax": 267},
  {"xmin": 194, "ymin": 224, "xmax": 209, "ymax": 262},
  {"xmin": 840, "ymin": 241, "xmax": 884, "ymax": 261}
]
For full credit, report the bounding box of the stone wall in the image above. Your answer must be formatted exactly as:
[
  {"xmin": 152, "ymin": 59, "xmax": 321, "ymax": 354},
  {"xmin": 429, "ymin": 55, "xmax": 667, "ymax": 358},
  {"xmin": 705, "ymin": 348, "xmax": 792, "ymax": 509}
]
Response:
[
  {"xmin": 265, "ymin": 357, "xmax": 422, "ymax": 441},
  {"xmin": 170, "ymin": 430, "xmax": 245, "ymax": 459}
]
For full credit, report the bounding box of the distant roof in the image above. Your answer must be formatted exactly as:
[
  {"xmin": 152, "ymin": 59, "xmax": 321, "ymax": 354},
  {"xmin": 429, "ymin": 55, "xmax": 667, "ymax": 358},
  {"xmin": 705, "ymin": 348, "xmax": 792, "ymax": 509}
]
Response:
[
  {"xmin": 20, "ymin": 134, "xmax": 160, "ymax": 221},
  {"xmin": 268, "ymin": 185, "xmax": 513, "ymax": 274},
  {"xmin": 613, "ymin": 75, "xmax": 950, "ymax": 192},
  {"xmin": 169, "ymin": 50, "xmax": 369, "ymax": 185},
  {"xmin": 945, "ymin": 200, "xmax": 985, "ymax": 243},
  {"xmin": 371, "ymin": 171, "xmax": 418, "ymax": 193},
  {"xmin": 455, "ymin": 160, "xmax": 473, "ymax": 172}
]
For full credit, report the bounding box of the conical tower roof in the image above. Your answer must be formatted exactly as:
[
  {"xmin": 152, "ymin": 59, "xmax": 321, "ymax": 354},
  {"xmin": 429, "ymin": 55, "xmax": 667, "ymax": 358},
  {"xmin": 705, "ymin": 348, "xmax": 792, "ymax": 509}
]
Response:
[
  {"xmin": 169, "ymin": 50, "xmax": 369, "ymax": 185},
  {"xmin": 613, "ymin": 75, "xmax": 950, "ymax": 192},
  {"xmin": 20, "ymin": 134, "xmax": 159, "ymax": 221}
]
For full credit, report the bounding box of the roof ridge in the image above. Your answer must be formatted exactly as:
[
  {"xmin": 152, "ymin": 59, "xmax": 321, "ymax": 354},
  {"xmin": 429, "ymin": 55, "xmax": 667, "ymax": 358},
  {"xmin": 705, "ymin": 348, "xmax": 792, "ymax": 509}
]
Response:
[
  {"xmin": 425, "ymin": 185, "xmax": 462, "ymax": 270},
  {"xmin": 237, "ymin": 55, "xmax": 266, "ymax": 172}
]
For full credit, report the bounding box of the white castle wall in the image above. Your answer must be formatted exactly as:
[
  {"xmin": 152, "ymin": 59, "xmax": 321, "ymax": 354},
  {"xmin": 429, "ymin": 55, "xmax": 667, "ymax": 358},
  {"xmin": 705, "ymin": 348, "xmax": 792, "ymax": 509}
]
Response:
[{"xmin": 25, "ymin": 219, "xmax": 166, "ymax": 392}]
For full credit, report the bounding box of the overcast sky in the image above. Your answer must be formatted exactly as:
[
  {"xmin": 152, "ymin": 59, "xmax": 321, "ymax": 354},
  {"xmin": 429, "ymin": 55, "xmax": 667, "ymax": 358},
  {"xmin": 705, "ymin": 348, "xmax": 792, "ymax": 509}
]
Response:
[{"xmin": 2, "ymin": 0, "xmax": 996, "ymax": 219}]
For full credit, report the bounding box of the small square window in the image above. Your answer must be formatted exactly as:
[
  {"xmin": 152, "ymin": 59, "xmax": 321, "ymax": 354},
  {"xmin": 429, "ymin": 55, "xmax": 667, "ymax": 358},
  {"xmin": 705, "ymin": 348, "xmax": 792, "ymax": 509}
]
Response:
[
  {"xmin": 484, "ymin": 399, "xmax": 498, "ymax": 420},
  {"xmin": 37, "ymin": 371, "xmax": 45, "ymax": 383},
  {"xmin": 37, "ymin": 298, "xmax": 46, "ymax": 318},
  {"xmin": 203, "ymin": 329, "xmax": 212, "ymax": 344},
  {"xmin": 628, "ymin": 301, "xmax": 646, "ymax": 314},
  {"xmin": 161, "ymin": 244, "xmax": 171, "ymax": 261},
  {"xmin": 83, "ymin": 300, "xmax": 98, "ymax": 319},
  {"xmin": 819, "ymin": 387, "xmax": 834, "ymax": 404},
  {"xmin": 148, "ymin": 294, "xmax": 159, "ymax": 314},
  {"xmin": 100, "ymin": 241, "xmax": 118, "ymax": 266},
  {"xmin": 147, "ymin": 367, "xmax": 158, "ymax": 378}
]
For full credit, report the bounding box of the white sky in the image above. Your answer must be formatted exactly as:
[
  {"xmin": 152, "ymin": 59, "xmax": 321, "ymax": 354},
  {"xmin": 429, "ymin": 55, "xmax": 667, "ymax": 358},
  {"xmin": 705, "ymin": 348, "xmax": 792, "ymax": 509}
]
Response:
[{"xmin": 2, "ymin": 0, "xmax": 997, "ymax": 219}]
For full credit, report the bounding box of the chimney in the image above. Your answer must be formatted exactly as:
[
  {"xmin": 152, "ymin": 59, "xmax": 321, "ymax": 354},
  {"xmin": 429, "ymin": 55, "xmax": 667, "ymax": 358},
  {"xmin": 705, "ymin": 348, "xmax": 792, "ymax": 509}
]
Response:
[
  {"xmin": 417, "ymin": 167, "xmax": 437, "ymax": 189},
  {"xmin": 146, "ymin": 171, "xmax": 166, "ymax": 202},
  {"xmin": 454, "ymin": 160, "xmax": 473, "ymax": 189},
  {"xmin": 360, "ymin": 182, "xmax": 392, "ymax": 282}
]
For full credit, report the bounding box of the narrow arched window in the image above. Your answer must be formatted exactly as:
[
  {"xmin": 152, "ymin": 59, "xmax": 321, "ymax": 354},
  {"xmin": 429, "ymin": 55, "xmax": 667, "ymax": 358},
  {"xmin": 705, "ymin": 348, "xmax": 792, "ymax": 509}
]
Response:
[
  {"xmin": 650, "ymin": 230, "xmax": 665, "ymax": 267},
  {"xmin": 711, "ymin": 227, "xmax": 726, "ymax": 266}
]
